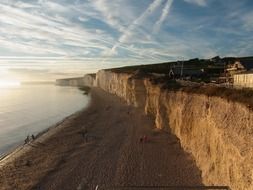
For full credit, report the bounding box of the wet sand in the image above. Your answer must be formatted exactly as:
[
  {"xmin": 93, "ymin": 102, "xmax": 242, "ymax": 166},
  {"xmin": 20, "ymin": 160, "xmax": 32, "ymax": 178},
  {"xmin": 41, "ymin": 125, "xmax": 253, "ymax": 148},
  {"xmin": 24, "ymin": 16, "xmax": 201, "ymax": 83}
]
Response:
[{"xmin": 0, "ymin": 88, "xmax": 202, "ymax": 190}]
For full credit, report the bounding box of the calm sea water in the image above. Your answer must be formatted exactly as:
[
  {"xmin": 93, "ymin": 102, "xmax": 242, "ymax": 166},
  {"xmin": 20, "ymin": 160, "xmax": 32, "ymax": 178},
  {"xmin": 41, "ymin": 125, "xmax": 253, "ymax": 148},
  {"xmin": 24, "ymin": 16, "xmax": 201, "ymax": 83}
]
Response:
[{"xmin": 0, "ymin": 84, "xmax": 90, "ymax": 157}]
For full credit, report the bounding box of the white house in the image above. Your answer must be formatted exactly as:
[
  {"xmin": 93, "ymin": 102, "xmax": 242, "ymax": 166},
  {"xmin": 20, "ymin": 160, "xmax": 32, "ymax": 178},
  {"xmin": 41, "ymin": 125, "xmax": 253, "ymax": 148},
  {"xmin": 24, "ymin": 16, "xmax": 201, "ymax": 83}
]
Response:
[{"xmin": 233, "ymin": 71, "xmax": 253, "ymax": 88}]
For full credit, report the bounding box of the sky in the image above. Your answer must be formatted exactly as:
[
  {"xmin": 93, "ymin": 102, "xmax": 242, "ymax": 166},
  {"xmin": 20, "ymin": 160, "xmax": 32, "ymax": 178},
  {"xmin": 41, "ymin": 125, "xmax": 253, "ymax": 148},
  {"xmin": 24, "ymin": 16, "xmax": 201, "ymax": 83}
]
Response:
[{"xmin": 0, "ymin": 0, "xmax": 253, "ymax": 81}]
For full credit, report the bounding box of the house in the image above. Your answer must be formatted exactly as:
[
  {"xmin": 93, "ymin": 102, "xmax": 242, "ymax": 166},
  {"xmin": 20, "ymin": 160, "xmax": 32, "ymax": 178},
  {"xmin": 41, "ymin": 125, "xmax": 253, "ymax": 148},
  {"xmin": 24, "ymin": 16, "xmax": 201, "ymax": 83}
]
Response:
[
  {"xmin": 233, "ymin": 71, "xmax": 253, "ymax": 88},
  {"xmin": 226, "ymin": 61, "xmax": 246, "ymax": 75},
  {"xmin": 226, "ymin": 60, "xmax": 253, "ymax": 76}
]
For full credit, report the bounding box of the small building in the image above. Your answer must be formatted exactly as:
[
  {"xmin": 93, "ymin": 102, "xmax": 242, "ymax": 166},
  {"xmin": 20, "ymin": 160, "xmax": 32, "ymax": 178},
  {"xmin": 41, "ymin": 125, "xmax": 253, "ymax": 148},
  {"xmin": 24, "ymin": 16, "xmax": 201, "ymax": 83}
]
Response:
[
  {"xmin": 233, "ymin": 71, "xmax": 253, "ymax": 88},
  {"xmin": 226, "ymin": 61, "xmax": 246, "ymax": 75},
  {"xmin": 226, "ymin": 60, "xmax": 253, "ymax": 76}
]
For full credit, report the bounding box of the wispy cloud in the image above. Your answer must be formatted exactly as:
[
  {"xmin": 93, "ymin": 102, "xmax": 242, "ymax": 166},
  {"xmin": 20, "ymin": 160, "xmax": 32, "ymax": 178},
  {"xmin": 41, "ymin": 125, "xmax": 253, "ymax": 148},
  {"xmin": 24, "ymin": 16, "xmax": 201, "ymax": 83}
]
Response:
[
  {"xmin": 89, "ymin": 0, "xmax": 129, "ymax": 32},
  {"xmin": 184, "ymin": 0, "xmax": 208, "ymax": 7},
  {"xmin": 0, "ymin": 2, "xmax": 116, "ymax": 57}
]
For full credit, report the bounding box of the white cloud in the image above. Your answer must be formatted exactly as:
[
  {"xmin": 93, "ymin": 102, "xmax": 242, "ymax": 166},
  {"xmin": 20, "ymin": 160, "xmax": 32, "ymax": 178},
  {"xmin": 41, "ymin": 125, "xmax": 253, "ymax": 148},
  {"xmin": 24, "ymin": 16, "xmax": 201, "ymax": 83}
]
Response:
[
  {"xmin": 78, "ymin": 16, "xmax": 89, "ymax": 22},
  {"xmin": 101, "ymin": 47, "xmax": 118, "ymax": 56},
  {"xmin": 89, "ymin": 0, "xmax": 131, "ymax": 32},
  {"xmin": 184, "ymin": 0, "xmax": 207, "ymax": 7},
  {"xmin": 14, "ymin": 1, "xmax": 39, "ymax": 9},
  {"xmin": 38, "ymin": 0, "xmax": 68, "ymax": 12},
  {"xmin": 0, "ymin": 3, "xmax": 117, "ymax": 57}
]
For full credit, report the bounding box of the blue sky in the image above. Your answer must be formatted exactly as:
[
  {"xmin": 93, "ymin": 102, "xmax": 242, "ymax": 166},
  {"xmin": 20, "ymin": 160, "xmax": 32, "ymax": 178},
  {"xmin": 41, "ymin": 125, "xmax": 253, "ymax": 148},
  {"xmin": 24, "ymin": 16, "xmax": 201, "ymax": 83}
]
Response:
[{"xmin": 0, "ymin": 0, "xmax": 253, "ymax": 81}]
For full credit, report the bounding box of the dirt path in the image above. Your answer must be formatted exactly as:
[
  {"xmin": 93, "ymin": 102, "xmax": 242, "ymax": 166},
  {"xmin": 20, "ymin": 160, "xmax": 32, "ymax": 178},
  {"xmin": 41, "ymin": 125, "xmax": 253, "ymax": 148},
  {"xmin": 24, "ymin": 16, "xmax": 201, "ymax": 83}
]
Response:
[{"xmin": 0, "ymin": 88, "xmax": 202, "ymax": 190}]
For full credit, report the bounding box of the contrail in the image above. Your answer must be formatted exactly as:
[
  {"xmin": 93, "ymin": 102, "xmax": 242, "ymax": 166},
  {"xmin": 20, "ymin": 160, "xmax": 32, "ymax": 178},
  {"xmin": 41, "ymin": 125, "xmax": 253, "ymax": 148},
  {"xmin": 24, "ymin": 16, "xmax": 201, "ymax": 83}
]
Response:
[
  {"xmin": 107, "ymin": 0, "xmax": 163, "ymax": 56},
  {"xmin": 119, "ymin": 0, "xmax": 163, "ymax": 43},
  {"xmin": 153, "ymin": 0, "xmax": 173, "ymax": 34}
]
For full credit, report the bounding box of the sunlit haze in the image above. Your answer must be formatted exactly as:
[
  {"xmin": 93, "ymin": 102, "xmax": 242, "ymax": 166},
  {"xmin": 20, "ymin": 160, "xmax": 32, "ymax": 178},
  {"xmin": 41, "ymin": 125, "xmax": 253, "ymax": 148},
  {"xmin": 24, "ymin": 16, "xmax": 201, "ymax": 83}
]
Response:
[
  {"xmin": 0, "ymin": 80, "xmax": 20, "ymax": 87},
  {"xmin": 0, "ymin": 0, "xmax": 253, "ymax": 82}
]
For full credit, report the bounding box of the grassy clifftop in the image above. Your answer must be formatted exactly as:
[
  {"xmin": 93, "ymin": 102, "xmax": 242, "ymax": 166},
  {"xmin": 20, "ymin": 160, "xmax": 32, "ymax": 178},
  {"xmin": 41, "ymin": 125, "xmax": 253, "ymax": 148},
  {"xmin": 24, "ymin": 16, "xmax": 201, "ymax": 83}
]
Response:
[
  {"xmin": 104, "ymin": 56, "xmax": 253, "ymax": 108},
  {"xmin": 146, "ymin": 77, "xmax": 253, "ymax": 108}
]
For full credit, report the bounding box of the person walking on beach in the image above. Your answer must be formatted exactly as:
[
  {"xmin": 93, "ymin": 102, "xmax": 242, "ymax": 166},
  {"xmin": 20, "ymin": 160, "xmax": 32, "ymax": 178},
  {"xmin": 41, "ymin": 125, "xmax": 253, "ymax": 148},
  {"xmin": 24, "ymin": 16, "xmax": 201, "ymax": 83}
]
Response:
[
  {"xmin": 24, "ymin": 135, "xmax": 30, "ymax": 144},
  {"xmin": 139, "ymin": 135, "xmax": 148, "ymax": 143}
]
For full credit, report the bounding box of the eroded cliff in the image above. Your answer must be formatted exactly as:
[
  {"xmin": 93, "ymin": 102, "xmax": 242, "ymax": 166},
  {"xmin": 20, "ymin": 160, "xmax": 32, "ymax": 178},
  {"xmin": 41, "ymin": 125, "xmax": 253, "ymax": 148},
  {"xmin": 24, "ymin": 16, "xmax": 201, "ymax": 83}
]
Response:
[
  {"xmin": 96, "ymin": 70, "xmax": 253, "ymax": 190},
  {"xmin": 56, "ymin": 74, "xmax": 96, "ymax": 87}
]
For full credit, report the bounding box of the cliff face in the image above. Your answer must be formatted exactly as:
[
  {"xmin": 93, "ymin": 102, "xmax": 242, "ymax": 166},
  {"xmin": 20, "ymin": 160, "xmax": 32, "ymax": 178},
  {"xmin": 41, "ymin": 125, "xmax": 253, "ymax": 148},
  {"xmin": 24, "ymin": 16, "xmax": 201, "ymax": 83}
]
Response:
[
  {"xmin": 56, "ymin": 74, "xmax": 96, "ymax": 87},
  {"xmin": 96, "ymin": 70, "xmax": 253, "ymax": 190},
  {"xmin": 96, "ymin": 70, "xmax": 147, "ymax": 108}
]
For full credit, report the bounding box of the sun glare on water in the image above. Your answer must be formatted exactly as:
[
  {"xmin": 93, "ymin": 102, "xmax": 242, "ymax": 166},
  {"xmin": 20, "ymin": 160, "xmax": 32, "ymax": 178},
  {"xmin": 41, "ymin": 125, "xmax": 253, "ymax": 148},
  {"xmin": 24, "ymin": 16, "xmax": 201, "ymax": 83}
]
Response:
[{"xmin": 0, "ymin": 80, "xmax": 21, "ymax": 87}]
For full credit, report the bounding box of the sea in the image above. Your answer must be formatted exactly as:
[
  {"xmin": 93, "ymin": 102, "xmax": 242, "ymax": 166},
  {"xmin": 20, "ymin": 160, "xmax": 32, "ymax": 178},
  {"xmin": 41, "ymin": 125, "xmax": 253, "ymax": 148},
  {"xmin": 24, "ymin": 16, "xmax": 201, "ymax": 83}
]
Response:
[{"xmin": 0, "ymin": 84, "xmax": 90, "ymax": 157}]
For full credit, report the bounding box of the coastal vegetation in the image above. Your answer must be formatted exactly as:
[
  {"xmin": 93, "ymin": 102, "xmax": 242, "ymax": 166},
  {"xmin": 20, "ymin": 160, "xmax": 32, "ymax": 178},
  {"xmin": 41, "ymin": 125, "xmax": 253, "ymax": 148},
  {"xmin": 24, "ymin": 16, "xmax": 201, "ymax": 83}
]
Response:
[
  {"xmin": 182, "ymin": 86, "xmax": 253, "ymax": 108},
  {"xmin": 148, "ymin": 77, "xmax": 253, "ymax": 107}
]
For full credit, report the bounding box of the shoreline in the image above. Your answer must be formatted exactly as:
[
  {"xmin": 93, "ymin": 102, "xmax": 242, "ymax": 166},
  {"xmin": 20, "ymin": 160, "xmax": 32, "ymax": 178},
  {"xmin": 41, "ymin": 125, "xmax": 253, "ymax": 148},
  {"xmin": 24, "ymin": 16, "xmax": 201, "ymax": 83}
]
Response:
[
  {"xmin": 0, "ymin": 88, "xmax": 202, "ymax": 190},
  {"xmin": 0, "ymin": 107, "xmax": 88, "ymax": 162},
  {"xmin": 0, "ymin": 89, "xmax": 91, "ymax": 162}
]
